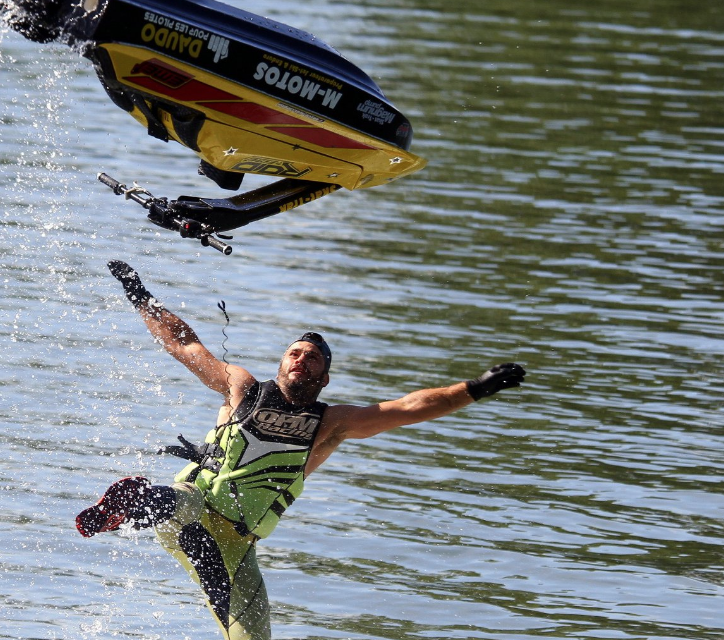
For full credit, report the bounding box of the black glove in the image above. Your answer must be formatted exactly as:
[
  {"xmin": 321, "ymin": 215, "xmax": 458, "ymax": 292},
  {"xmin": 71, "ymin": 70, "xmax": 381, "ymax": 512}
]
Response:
[
  {"xmin": 108, "ymin": 260, "xmax": 155, "ymax": 309},
  {"xmin": 466, "ymin": 363, "xmax": 526, "ymax": 401}
]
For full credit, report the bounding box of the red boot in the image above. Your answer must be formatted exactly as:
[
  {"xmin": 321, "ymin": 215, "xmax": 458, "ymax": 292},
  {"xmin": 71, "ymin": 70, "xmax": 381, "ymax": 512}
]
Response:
[{"xmin": 76, "ymin": 476, "xmax": 151, "ymax": 538}]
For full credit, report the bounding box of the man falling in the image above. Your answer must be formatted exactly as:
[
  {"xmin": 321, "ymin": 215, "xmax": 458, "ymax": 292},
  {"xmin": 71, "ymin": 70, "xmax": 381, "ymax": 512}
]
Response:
[{"xmin": 77, "ymin": 261, "xmax": 526, "ymax": 640}]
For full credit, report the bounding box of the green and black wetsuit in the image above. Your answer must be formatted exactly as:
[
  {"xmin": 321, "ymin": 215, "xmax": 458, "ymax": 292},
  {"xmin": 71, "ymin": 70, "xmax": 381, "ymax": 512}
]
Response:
[{"xmin": 156, "ymin": 380, "xmax": 327, "ymax": 640}]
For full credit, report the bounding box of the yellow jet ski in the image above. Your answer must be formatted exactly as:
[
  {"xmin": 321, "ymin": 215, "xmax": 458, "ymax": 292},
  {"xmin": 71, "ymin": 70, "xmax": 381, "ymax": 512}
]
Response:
[{"xmin": 1, "ymin": 0, "xmax": 426, "ymax": 253}]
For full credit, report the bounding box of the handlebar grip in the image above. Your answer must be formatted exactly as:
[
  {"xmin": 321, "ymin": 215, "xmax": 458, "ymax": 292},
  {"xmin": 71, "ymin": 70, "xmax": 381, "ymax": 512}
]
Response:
[
  {"xmin": 202, "ymin": 235, "xmax": 233, "ymax": 255},
  {"xmin": 97, "ymin": 173, "xmax": 125, "ymax": 195}
]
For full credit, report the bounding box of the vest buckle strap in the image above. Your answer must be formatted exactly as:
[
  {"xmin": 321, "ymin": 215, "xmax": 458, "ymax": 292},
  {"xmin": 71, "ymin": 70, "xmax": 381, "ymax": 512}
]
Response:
[{"xmin": 158, "ymin": 433, "xmax": 223, "ymax": 473}]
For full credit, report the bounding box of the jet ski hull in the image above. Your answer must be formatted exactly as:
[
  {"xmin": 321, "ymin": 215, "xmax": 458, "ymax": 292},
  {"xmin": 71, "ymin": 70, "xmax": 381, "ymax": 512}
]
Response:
[{"xmin": 4, "ymin": 0, "xmax": 426, "ymax": 189}]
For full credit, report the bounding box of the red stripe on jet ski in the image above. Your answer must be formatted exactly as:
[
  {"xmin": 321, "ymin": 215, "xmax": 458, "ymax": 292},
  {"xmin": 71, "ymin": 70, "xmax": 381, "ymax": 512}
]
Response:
[
  {"xmin": 199, "ymin": 101, "xmax": 305, "ymax": 125},
  {"xmin": 125, "ymin": 75, "xmax": 239, "ymax": 102},
  {"xmin": 124, "ymin": 70, "xmax": 375, "ymax": 149},
  {"xmin": 268, "ymin": 126, "xmax": 375, "ymax": 149},
  {"xmin": 200, "ymin": 101, "xmax": 376, "ymax": 149}
]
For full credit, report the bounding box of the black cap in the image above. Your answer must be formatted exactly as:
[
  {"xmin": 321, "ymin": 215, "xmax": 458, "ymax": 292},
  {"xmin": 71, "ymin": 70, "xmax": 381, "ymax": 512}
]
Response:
[{"xmin": 290, "ymin": 332, "xmax": 332, "ymax": 372}]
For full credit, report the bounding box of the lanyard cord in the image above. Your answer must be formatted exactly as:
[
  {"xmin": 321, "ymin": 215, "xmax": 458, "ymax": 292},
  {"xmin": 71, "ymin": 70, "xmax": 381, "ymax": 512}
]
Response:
[{"xmin": 217, "ymin": 300, "xmax": 234, "ymax": 417}]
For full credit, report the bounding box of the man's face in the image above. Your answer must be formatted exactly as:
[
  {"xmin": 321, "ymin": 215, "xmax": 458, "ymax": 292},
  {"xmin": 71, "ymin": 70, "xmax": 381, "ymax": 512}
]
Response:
[{"xmin": 277, "ymin": 341, "xmax": 329, "ymax": 403}]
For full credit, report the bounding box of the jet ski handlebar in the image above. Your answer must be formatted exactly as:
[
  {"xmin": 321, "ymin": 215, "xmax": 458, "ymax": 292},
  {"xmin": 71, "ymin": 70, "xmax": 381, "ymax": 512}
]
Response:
[
  {"xmin": 97, "ymin": 173, "xmax": 340, "ymax": 256},
  {"xmin": 98, "ymin": 173, "xmax": 233, "ymax": 255}
]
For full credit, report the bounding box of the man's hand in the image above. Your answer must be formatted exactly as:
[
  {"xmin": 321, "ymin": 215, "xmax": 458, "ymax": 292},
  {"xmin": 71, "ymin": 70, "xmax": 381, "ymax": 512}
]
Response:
[
  {"xmin": 108, "ymin": 260, "xmax": 154, "ymax": 308},
  {"xmin": 466, "ymin": 363, "xmax": 526, "ymax": 401}
]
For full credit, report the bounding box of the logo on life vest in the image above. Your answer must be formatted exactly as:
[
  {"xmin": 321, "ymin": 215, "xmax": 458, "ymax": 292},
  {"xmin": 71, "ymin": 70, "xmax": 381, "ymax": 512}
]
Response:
[{"xmin": 252, "ymin": 409, "xmax": 319, "ymax": 440}]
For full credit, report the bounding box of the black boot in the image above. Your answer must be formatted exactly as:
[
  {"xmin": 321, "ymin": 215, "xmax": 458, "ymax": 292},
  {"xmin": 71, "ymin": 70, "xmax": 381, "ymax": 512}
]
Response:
[{"xmin": 76, "ymin": 477, "xmax": 177, "ymax": 537}]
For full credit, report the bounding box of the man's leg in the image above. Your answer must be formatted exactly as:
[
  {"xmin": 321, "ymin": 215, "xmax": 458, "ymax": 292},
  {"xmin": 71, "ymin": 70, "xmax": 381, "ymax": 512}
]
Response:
[
  {"xmin": 77, "ymin": 480, "xmax": 271, "ymax": 639},
  {"xmin": 76, "ymin": 476, "xmax": 176, "ymax": 537},
  {"xmin": 155, "ymin": 485, "xmax": 271, "ymax": 640},
  {"xmin": 227, "ymin": 541, "xmax": 271, "ymax": 640}
]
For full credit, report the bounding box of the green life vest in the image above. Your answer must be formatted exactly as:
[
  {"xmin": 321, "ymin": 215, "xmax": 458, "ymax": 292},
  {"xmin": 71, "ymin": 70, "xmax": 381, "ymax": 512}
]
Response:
[{"xmin": 173, "ymin": 380, "xmax": 326, "ymax": 539}]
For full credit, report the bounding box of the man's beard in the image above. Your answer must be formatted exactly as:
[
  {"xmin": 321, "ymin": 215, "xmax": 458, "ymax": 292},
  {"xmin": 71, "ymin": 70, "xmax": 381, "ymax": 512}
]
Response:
[{"xmin": 277, "ymin": 370, "xmax": 325, "ymax": 406}]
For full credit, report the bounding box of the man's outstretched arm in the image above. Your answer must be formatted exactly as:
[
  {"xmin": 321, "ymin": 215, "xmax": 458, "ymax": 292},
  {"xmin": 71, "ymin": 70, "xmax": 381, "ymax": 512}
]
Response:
[
  {"xmin": 107, "ymin": 261, "xmax": 255, "ymax": 397},
  {"xmin": 307, "ymin": 363, "xmax": 526, "ymax": 474}
]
